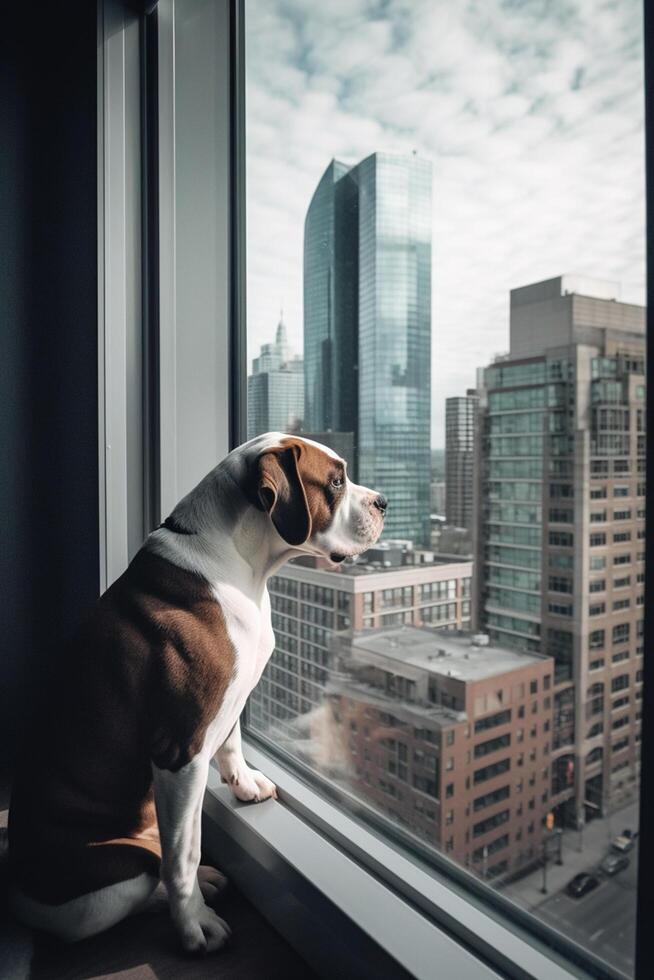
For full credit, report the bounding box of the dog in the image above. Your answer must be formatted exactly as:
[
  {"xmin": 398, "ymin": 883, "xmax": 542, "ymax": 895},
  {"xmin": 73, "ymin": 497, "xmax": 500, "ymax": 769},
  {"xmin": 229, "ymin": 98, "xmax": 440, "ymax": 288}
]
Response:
[{"xmin": 8, "ymin": 433, "xmax": 387, "ymax": 954}]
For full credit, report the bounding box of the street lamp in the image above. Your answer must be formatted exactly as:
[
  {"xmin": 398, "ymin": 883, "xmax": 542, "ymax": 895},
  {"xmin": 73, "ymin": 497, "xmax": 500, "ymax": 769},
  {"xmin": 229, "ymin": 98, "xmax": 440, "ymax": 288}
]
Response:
[
  {"xmin": 541, "ymin": 841, "xmax": 548, "ymax": 895},
  {"xmin": 577, "ymin": 807, "xmax": 585, "ymax": 853},
  {"xmin": 555, "ymin": 828, "xmax": 563, "ymax": 866}
]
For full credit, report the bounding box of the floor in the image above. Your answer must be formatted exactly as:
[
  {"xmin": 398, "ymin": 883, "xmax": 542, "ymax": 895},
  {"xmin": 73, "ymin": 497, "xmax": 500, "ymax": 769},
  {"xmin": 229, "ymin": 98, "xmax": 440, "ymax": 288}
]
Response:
[{"xmin": 0, "ymin": 777, "xmax": 317, "ymax": 980}]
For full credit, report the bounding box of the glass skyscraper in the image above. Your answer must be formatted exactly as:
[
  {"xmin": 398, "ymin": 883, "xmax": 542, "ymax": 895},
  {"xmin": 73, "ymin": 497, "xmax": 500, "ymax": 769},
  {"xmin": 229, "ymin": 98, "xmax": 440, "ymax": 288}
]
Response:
[{"xmin": 303, "ymin": 152, "xmax": 432, "ymax": 545}]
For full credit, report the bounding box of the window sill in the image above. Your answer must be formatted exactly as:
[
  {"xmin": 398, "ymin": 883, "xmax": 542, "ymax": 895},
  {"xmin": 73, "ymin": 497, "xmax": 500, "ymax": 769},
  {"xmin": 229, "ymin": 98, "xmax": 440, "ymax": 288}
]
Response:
[{"xmin": 203, "ymin": 738, "xmax": 597, "ymax": 980}]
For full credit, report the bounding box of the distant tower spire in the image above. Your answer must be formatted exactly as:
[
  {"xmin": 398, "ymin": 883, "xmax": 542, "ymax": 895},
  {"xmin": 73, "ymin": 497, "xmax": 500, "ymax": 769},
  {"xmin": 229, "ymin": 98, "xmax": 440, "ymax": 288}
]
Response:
[{"xmin": 275, "ymin": 307, "xmax": 289, "ymax": 363}]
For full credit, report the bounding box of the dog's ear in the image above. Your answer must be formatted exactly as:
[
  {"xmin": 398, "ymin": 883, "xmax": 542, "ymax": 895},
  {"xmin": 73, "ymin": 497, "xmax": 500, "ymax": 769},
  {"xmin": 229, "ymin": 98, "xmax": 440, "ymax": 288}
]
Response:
[{"xmin": 257, "ymin": 444, "xmax": 311, "ymax": 546}]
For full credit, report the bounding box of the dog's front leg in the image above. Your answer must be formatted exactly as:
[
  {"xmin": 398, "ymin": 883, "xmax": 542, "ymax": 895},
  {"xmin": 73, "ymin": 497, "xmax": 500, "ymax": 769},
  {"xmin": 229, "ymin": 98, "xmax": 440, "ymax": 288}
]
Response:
[
  {"xmin": 216, "ymin": 718, "xmax": 278, "ymax": 802},
  {"xmin": 152, "ymin": 755, "xmax": 231, "ymax": 954}
]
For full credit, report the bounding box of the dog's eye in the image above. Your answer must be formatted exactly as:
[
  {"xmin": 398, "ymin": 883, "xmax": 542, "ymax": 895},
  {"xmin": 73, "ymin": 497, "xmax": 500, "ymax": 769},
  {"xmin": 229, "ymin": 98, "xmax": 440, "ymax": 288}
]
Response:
[{"xmin": 331, "ymin": 477, "xmax": 344, "ymax": 489}]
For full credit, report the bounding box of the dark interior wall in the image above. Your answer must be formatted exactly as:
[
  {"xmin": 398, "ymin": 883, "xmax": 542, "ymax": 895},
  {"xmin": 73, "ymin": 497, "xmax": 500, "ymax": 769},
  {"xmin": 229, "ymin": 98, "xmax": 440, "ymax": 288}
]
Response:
[{"xmin": 0, "ymin": 4, "xmax": 100, "ymax": 765}]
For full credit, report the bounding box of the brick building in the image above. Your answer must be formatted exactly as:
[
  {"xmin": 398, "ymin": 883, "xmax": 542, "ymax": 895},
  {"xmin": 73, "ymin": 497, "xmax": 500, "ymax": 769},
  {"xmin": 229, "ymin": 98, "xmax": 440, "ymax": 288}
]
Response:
[
  {"xmin": 324, "ymin": 628, "xmax": 554, "ymax": 880},
  {"xmin": 248, "ymin": 556, "xmax": 472, "ymax": 738}
]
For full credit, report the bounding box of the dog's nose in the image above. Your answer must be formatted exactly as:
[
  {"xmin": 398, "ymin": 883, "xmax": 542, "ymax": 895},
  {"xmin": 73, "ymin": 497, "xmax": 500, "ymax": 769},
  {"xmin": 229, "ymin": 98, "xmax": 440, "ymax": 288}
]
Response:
[{"xmin": 373, "ymin": 494, "xmax": 388, "ymax": 514}]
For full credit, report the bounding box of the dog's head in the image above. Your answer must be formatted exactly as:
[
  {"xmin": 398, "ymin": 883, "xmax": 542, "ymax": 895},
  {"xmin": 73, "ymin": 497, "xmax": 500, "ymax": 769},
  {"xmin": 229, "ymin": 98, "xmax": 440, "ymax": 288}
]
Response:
[{"xmin": 250, "ymin": 434, "xmax": 387, "ymax": 563}]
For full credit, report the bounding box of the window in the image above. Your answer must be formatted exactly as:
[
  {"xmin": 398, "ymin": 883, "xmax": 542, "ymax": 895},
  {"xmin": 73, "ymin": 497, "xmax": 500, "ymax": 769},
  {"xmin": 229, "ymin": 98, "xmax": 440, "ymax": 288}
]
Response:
[
  {"xmin": 612, "ymin": 623, "xmax": 631, "ymax": 645},
  {"xmin": 589, "ymin": 629, "xmax": 605, "ymax": 650},
  {"xmin": 474, "ymin": 709, "xmax": 511, "ymax": 733},
  {"xmin": 237, "ymin": 1, "xmax": 647, "ymax": 976},
  {"xmin": 548, "ymin": 575, "xmax": 572, "ymax": 594},
  {"xmin": 549, "ymin": 530, "xmax": 574, "ymax": 547},
  {"xmin": 548, "ymin": 601, "xmax": 573, "ymax": 617},
  {"xmin": 474, "ymin": 733, "xmax": 511, "ymax": 759},
  {"xmin": 473, "ymin": 809, "xmax": 510, "ymax": 838},
  {"xmin": 612, "ymin": 674, "xmax": 630, "ymax": 694}
]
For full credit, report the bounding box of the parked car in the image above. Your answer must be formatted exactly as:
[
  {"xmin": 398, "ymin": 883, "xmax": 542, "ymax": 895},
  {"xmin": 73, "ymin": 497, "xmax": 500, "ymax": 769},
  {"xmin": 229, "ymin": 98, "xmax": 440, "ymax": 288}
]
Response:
[
  {"xmin": 566, "ymin": 873, "xmax": 600, "ymax": 898},
  {"xmin": 611, "ymin": 834, "xmax": 635, "ymax": 853},
  {"xmin": 600, "ymin": 853, "xmax": 630, "ymax": 876},
  {"xmin": 621, "ymin": 828, "xmax": 639, "ymax": 841}
]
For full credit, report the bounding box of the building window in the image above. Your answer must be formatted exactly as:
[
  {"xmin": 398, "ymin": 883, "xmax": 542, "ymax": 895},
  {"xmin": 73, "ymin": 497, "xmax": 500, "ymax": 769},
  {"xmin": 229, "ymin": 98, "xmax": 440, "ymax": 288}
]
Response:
[{"xmin": 612, "ymin": 623, "xmax": 630, "ymax": 645}]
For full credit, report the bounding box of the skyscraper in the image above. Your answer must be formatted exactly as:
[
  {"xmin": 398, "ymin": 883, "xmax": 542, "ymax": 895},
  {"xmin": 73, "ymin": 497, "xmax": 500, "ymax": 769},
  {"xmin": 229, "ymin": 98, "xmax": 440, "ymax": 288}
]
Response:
[
  {"xmin": 445, "ymin": 390, "xmax": 478, "ymax": 530},
  {"xmin": 474, "ymin": 276, "xmax": 645, "ymax": 827},
  {"xmin": 247, "ymin": 314, "xmax": 304, "ymax": 439},
  {"xmin": 303, "ymin": 153, "xmax": 432, "ymax": 545}
]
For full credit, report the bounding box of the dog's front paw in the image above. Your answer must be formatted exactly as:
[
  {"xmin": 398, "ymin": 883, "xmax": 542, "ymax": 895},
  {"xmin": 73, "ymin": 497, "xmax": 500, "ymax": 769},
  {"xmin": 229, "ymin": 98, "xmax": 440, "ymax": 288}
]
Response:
[
  {"xmin": 176, "ymin": 903, "xmax": 232, "ymax": 955},
  {"xmin": 225, "ymin": 766, "xmax": 278, "ymax": 803}
]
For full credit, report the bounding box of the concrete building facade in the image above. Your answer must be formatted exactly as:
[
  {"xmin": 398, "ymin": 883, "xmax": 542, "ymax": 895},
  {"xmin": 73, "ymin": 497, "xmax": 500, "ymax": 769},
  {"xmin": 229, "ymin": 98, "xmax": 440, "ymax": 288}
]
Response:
[{"xmin": 474, "ymin": 276, "xmax": 645, "ymax": 828}]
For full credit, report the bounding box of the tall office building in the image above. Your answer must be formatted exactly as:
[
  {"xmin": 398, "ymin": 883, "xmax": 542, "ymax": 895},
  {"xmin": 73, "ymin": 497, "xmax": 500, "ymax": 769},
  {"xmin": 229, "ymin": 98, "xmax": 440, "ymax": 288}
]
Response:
[
  {"xmin": 303, "ymin": 153, "xmax": 432, "ymax": 545},
  {"xmin": 474, "ymin": 276, "xmax": 645, "ymax": 826},
  {"xmin": 247, "ymin": 315, "xmax": 304, "ymax": 439},
  {"xmin": 445, "ymin": 390, "xmax": 478, "ymax": 530}
]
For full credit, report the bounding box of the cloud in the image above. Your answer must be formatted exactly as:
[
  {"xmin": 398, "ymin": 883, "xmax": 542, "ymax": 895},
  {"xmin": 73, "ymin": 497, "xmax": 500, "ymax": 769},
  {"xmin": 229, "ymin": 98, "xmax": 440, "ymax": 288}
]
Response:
[{"xmin": 245, "ymin": 0, "xmax": 645, "ymax": 446}]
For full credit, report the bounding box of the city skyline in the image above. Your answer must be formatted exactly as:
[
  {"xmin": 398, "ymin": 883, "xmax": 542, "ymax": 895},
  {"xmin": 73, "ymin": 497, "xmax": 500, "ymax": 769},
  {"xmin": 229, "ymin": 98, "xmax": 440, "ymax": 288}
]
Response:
[
  {"xmin": 243, "ymin": 5, "xmax": 646, "ymax": 971},
  {"xmin": 245, "ymin": 0, "xmax": 645, "ymax": 446}
]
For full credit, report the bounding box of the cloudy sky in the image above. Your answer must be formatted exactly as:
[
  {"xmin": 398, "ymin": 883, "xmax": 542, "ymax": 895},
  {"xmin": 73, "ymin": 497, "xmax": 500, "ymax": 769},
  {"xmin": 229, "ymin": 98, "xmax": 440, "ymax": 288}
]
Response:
[{"xmin": 245, "ymin": 0, "xmax": 645, "ymax": 447}]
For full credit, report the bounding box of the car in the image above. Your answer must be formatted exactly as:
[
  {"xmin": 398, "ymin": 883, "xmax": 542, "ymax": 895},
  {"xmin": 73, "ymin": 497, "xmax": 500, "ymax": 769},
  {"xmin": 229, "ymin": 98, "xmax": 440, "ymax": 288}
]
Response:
[
  {"xmin": 600, "ymin": 853, "xmax": 630, "ymax": 876},
  {"xmin": 611, "ymin": 834, "xmax": 635, "ymax": 853},
  {"xmin": 621, "ymin": 828, "xmax": 639, "ymax": 841},
  {"xmin": 566, "ymin": 873, "xmax": 600, "ymax": 898}
]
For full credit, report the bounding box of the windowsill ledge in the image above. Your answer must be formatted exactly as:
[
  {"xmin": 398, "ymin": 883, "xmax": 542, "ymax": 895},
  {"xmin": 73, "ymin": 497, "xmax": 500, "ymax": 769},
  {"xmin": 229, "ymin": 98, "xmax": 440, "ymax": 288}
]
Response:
[{"xmin": 203, "ymin": 739, "xmax": 603, "ymax": 980}]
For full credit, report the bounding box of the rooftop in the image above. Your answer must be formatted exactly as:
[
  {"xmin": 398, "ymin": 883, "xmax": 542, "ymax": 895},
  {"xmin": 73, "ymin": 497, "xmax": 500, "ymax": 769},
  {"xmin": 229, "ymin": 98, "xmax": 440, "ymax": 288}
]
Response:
[
  {"xmin": 279, "ymin": 555, "xmax": 472, "ymax": 590},
  {"xmin": 350, "ymin": 627, "xmax": 548, "ymax": 681},
  {"xmin": 511, "ymin": 274, "xmax": 622, "ymax": 305}
]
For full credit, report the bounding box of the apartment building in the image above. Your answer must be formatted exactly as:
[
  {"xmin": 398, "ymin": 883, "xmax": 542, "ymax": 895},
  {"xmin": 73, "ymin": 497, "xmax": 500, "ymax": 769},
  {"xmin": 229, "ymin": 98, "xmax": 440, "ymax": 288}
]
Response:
[
  {"xmin": 474, "ymin": 276, "xmax": 645, "ymax": 827},
  {"xmin": 248, "ymin": 556, "xmax": 472, "ymax": 738},
  {"xmin": 325, "ymin": 628, "xmax": 554, "ymax": 880}
]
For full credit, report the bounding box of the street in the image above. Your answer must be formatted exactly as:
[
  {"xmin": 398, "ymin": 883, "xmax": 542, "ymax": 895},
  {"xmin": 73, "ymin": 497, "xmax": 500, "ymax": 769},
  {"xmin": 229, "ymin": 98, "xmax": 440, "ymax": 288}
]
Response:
[
  {"xmin": 498, "ymin": 800, "xmax": 638, "ymax": 976},
  {"xmin": 537, "ymin": 844, "xmax": 637, "ymax": 977}
]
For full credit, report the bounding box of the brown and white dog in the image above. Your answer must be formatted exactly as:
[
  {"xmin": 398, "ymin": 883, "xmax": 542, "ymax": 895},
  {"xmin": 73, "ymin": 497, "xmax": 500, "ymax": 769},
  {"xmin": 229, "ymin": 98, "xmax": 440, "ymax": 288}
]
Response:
[{"xmin": 8, "ymin": 433, "xmax": 387, "ymax": 954}]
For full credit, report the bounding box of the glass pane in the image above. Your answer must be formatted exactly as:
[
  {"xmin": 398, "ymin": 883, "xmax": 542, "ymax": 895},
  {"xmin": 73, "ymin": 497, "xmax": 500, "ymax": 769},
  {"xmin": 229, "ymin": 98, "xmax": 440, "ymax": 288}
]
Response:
[{"xmin": 244, "ymin": 2, "xmax": 645, "ymax": 974}]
